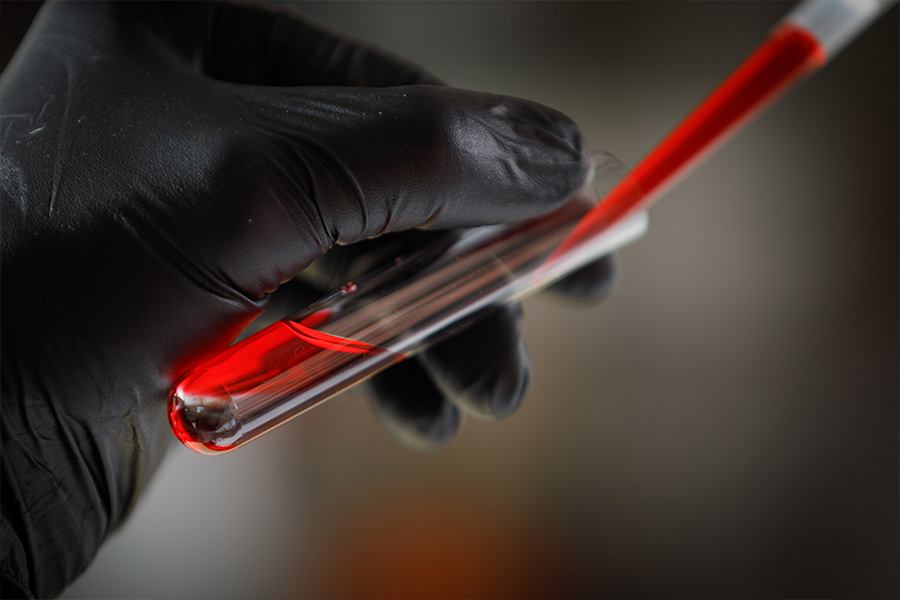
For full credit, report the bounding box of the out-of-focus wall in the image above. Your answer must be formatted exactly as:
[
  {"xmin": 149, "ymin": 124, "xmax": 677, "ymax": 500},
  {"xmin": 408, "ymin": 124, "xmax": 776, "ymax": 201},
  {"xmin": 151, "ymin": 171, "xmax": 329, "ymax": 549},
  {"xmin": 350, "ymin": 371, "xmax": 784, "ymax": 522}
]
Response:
[{"xmin": 42, "ymin": 2, "xmax": 897, "ymax": 598}]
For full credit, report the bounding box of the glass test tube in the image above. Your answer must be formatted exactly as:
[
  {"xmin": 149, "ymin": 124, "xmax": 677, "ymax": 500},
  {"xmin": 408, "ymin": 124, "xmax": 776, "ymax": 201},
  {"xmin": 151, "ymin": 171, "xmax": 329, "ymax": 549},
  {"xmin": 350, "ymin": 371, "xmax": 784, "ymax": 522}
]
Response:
[{"xmin": 168, "ymin": 154, "xmax": 649, "ymax": 454}]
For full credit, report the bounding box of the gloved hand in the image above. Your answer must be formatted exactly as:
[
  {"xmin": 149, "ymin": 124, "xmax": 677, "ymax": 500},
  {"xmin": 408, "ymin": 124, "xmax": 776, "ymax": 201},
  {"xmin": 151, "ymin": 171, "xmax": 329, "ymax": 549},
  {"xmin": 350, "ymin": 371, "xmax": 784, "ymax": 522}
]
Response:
[{"xmin": 0, "ymin": 1, "xmax": 614, "ymax": 597}]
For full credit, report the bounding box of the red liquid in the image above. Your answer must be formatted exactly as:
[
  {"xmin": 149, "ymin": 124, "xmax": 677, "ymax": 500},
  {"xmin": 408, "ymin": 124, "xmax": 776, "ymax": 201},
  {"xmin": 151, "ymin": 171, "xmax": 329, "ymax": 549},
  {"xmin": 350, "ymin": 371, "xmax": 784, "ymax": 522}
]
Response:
[
  {"xmin": 554, "ymin": 24, "xmax": 826, "ymax": 259},
  {"xmin": 168, "ymin": 317, "xmax": 400, "ymax": 454}
]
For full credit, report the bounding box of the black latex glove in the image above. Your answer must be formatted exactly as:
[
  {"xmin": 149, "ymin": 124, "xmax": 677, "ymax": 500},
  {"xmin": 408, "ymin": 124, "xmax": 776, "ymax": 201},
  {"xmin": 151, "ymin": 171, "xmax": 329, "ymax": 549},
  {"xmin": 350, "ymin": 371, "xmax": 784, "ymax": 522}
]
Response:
[{"xmin": 0, "ymin": 1, "xmax": 614, "ymax": 597}]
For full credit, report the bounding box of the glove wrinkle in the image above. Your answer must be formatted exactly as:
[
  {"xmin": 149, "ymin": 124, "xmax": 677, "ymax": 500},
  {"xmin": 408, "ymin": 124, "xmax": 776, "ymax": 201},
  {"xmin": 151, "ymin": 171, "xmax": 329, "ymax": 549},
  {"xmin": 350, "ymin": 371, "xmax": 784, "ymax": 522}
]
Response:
[
  {"xmin": 1, "ymin": 381, "xmax": 108, "ymax": 598},
  {"xmin": 294, "ymin": 138, "xmax": 370, "ymax": 247},
  {"xmin": 1, "ymin": 508, "xmax": 34, "ymax": 599},
  {"xmin": 114, "ymin": 204, "xmax": 259, "ymax": 305}
]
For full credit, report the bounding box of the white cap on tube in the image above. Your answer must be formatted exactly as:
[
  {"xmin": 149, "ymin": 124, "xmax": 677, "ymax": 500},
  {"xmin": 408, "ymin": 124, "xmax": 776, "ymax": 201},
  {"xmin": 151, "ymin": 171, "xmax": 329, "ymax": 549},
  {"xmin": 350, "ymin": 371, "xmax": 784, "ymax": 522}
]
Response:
[{"xmin": 784, "ymin": 0, "xmax": 895, "ymax": 57}]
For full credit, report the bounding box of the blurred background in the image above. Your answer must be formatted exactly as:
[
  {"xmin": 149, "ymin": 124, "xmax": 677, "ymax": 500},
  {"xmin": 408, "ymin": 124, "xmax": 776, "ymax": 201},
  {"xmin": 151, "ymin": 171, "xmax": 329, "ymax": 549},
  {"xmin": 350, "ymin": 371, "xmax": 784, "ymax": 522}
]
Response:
[{"xmin": 4, "ymin": 1, "xmax": 897, "ymax": 598}]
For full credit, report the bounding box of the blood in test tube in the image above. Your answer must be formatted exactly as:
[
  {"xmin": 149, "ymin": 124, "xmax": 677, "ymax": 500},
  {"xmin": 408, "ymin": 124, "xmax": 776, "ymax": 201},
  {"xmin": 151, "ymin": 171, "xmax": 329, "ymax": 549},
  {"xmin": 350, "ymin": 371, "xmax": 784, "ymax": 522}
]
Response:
[{"xmin": 168, "ymin": 315, "xmax": 402, "ymax": 454}]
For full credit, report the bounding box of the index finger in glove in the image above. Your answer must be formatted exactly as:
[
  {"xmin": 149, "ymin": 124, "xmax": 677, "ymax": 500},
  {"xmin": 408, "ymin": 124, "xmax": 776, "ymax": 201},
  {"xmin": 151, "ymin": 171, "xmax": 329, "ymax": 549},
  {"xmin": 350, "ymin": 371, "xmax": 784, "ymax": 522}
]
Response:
[{"xmin": 203, "ymin": 84, "xmax": 590, "ymax": 299}]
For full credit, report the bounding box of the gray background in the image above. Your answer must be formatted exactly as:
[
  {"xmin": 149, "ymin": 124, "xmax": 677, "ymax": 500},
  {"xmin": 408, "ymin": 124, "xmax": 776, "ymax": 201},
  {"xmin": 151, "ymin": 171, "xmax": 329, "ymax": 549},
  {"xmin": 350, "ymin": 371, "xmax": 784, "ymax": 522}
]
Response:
[{"xmin": 5, "ymin": 1, "xmax": 895, "ymax": 598}]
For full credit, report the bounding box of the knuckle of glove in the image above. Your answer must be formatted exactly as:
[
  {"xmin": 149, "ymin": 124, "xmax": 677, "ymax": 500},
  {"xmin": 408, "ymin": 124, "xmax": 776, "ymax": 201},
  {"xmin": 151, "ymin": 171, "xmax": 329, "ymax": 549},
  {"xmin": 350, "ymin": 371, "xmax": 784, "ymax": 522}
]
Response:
[{"xmin": 407, "ymin": 86, "xmax": 592, "ymax": 227}]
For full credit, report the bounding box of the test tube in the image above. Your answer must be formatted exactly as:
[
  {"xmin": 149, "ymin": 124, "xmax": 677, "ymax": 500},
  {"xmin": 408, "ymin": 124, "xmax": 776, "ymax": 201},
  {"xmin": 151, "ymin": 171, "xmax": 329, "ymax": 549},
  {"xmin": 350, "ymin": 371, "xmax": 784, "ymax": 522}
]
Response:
[
  {"xmin": 168, "ymin": 153, "xmax": 649, "ymax": 454},
  {"xmin": 170, "ymin": 0, "xmax": 894, "ymax": 455}
]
